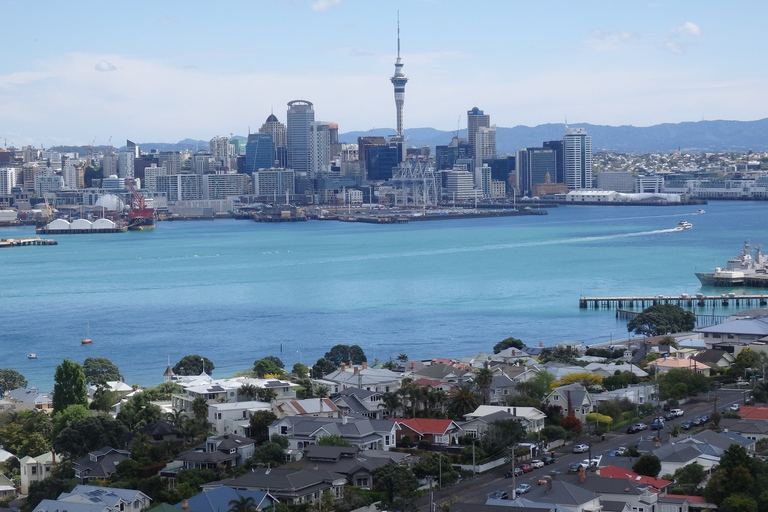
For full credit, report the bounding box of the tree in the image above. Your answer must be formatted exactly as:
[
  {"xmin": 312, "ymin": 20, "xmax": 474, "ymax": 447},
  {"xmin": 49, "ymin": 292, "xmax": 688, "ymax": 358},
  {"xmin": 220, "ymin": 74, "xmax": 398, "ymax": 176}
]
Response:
[
  {"xmin": 413, "ymin": 453, "xmax": 459, "ymax": 487},
  {"xmin": 53, "ymin": 415, "xmax": 129, "ymax": 459},
  {"xmin": 249, "ymin": 410, "xmax": 277, "ymax": 442},
  {"xmin": 397, "ymin": 353, "xmax": 409, "ymax": 363},
  {"xmin": 27, "ymin": 478, "xmax": 77, "ymax": 511},
  {"xmin": 632, "ymin": 454, "xmax": 662, "ymax": 477},
  {"xmin": 553, "ymin": 372, "xmax": 603, "ymax": 389},
  {"xmin": 538, "ymin": 346, "xmax": 578, "ymax": 364},
  {"xmin": 481, "ymin": 419, "xmax": 527, "ymax": 457},
  {"xmin": 323, "ymin": 344, "xmax": 367, "ymax": 366},
  {"xmin": 116, "ymin": 392, "xmax": 162, "ymax": 430},
  {"xmin": 253, "ymin": 358, "xmax": 285, "ymax": 378},
  {"xmin": 252, "ymin": 441, "xmax": 286, "ymax": 466},
  {"xmin": 658, "ymin": 368, "xmax": 713, "ymax": 399},
  {"xmin": 446, "ymin": 383, "xmax": 480, "ymax": 418},
  {"xmin": 317, "ymin": 434, "xmax": 352, "ymax": 447},
  {"xmin": 191, "ymin": 396, "xmax": 209, "ymax": 422},
  {"xmin": 674, "ymin": 462, "xmax": 706, "ymax": 489},
  {"xmin": 52, "ymin": 404, "xmax": 90, "ymax": 439},
  {"xmin": 292, "ymin": 362, "xmax": 309, "ymax": 379},
  {"xmin": 493, "ymin": 336, "xmax": 524, "ymax": 354},
  {"xmin": 474, "ymin": 367, "xmax": 494, "ymax": 405},
  {"xmin": 82, "ymin": 357, "xmax": 123, "ymax": 386},
  {"xmin": 312, "ymin": 358, "xmax": 337, "ymax": 378},
  {"xmin": 228, "ymin": 495, "xmax": 257, "ymax": 512},
  {"xmin": 515, "ymin": 371, "xmax": 556, "ymax": 401},
  {"xmin": 627, "ymin": 304, "xmax": 696, "ymax": 337},
  {"xmin": 659, "ymin": 336, "xmax": 679, "ymax": 349},
  {"xmin": 173, "ymin": 355, "xmax": 215, "ymax": 376},
  {"xmin": 0, "ymin": 369, "xmax": 27, "ymax": 394},
  {"xmin": 372, "ymin": 462, "xmax": 419, "ymax": 512},
  {"xmin": 560, "ymin": 415, "xmax": 582, "ymax": 434},
  {"xmin": 720, "ymin": 494, "xmax": 758, "ymax": 512},
  {"xmin": 53, "ymin": 359, "xmax": 88, "ymax": 414}
]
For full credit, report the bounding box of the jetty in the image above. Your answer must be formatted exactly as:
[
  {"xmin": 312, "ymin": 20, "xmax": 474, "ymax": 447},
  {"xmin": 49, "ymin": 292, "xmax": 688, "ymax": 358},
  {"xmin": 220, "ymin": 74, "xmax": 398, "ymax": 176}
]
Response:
[
  {"xmin": 0, "ymin": 237, "xmax": 57, "ymax": 248},
  {"xmin": 579, "ymin": 293, "xmax": 768, "ymax": 309}
]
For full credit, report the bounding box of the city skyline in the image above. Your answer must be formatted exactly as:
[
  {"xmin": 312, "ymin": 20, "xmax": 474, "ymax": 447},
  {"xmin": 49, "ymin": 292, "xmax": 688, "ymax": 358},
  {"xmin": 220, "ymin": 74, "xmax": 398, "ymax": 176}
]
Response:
[{"xmin": 2, "ymin": 1, "xmax": 767, "ymax": 148}]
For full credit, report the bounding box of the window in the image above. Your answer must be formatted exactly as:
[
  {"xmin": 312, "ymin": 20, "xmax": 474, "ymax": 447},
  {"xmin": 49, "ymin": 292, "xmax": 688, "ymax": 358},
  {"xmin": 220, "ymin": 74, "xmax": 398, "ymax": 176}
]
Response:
[{"xmin": 553, "ymin": 395, "xmax": 559, "ymax": 401}]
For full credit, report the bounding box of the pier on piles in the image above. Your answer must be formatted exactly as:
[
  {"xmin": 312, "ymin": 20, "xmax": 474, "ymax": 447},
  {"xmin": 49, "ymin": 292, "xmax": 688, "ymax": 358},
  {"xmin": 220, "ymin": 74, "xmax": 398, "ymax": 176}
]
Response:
[
  {"xmin": 0, "ymin": 237, "xmax": 58, "ymax": 248},
  {"xmin": 579, "ymin": 293, "xmax": 768, "ymax": 309}
]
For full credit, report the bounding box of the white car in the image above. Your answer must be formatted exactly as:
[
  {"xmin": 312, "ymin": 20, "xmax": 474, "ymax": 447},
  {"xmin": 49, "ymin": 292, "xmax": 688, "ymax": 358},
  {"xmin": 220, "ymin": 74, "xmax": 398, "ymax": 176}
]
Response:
[
  {"xmin": 530, "ymin": 460, "xmax": 545, "ymax": 468},
  {"xmin": 573, "ymin": 444, "xmax": 589, "ymax": 453},
  {"xmin": 671, "ymin": 408, "xmax": 684, "ymax": 417}
]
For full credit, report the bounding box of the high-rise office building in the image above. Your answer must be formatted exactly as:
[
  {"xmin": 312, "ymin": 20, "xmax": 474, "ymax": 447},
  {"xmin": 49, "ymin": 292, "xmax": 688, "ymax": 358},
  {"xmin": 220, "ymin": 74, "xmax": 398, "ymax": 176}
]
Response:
[
  {"xmin": 475, "ymin": 125, "xmax": 497, "ymax": 172},
  {"xmin": 287, "ymin": 100, "xmax": 314, "ymax": 179},
  {"xmin": 245, "ymin": 133, "xmax": 274, "ymax": 175},
  {"xmin": 260, "ymin": 113, "xmax": 287, "ymax": 167},
  {"xmin": 309, "ymin": 121, "xmax": 332, "ymax": 177},
  {"xmin": 117, "ymin": 151, "xmax": 134, "ymax": 179},
  {"xmin": 516, "ymin": 147, "xmax": 556, "ymax": 196},
  {"xmin": 543, "ymin": 140, "xmax": 564, "ymax": 184},
  {"xmin": 467, "ymin": 107, "xmax": 491, "ymax": 166},
  {"xmin": 0, "ymin": 168, "xmax": 17, "ymax": 195},
  {"xmin": 390, "ymin": 18, "xmax": 408, "ymax": 137},
  {"xmin": 563, "ymin": 127, "xmax": 593, "ymax": 190},
  {"xmin": 209, "ymin": 136, "xmax": 232, "ymax": 169}
]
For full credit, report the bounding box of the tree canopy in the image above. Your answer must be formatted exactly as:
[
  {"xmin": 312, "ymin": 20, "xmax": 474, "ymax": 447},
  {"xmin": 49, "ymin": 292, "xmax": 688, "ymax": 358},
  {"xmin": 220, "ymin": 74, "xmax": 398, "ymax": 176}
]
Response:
[
  {"xmin": 53, "ymin": 359, "xmax": 88, "ymax": 415},
  {"xmin": 312, "ymin": 357, "xmax": 337, "ymax": 378},
  {"xmin": 632, "ymin": 454, "xmax": 662, "ymax": 477},
  {"xmin": 253, "ymin": 357, "xmax": 285, "ymax": 378},
  {"xmin": 372, "ymin": 462, "xmax": 419, "ymax": 512},
  {"xmin": 493, "ymin": 336, "xmax": 525, "ymax": 354},
  {"xmin": 173, "ymin": 355, "xmax": 215, "ymax": 376},
  {"xmin": 323, "ymin": 344, "xmax": 367, "ymax": 366},
  {"xmin": 0, "ymin": 368, "xmax": 27, "ymax": 394},
  {"xmin": 515, "ymin": 371, "xmax": 556, "ymax": 401},
  {"xmin": 82, "ymin": 357, "xmax": 123, "ymax": 386},
  {"xmin": 627, "ymin": 304, "xmax": 696, "ymax": 337},
  {"xmin": 53, "ymin": 414, "xmax": 129, "ymax": 459}
]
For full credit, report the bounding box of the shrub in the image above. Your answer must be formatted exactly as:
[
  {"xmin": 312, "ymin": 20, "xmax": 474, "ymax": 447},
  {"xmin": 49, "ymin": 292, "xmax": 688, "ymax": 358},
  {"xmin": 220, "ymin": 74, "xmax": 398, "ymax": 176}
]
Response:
[{"xmin": 560, "ymin": 415, "xmax": 582, "ymax": 434}]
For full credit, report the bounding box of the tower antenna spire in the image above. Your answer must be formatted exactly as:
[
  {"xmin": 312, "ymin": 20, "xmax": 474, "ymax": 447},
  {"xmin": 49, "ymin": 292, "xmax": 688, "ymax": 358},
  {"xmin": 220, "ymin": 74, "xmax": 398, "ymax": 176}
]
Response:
[
  {"xmin": 397, "ymin": 11, "xmax": 401, "ymax": 59},
  {"xmin": 390, "ymin": 11, "xmax": 408, "ymax": 138}
]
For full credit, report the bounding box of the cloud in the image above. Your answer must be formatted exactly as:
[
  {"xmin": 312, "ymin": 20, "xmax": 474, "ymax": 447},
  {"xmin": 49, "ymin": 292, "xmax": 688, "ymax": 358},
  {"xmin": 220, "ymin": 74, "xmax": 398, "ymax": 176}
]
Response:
[
  {"xmin": 311, "ymin": 0, "xmax": 340, "ymax": 12},
  {"xmin": 95, "ymin": 60, "xmax": 117, "ymax": 72},
  {"xmin": 587, "ymin": 28, "xmax": 641, "ymax": 52},
  {"xmin": 663, "ymin": 42, "xmax": 684, "ymax": 54},
  {"xmin": 673, "ymin": 21, "xmax": 701, "ymax": 36}
]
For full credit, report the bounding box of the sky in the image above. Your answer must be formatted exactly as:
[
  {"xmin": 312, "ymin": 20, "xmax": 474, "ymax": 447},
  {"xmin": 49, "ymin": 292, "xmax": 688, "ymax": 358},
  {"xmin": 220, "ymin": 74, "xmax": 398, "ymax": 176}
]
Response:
[{"xmin": 1, "ymin": 0, "xmax": 767, "ymax": 148}]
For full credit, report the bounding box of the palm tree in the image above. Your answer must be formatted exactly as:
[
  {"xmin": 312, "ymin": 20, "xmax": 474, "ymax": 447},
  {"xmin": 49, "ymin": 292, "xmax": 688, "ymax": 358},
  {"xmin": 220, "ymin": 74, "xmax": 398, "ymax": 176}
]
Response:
[
  {"xmin": 228, "ymin": 495, "xmax": 257, "ymax": 512},
  {"xmin": 381, "ymin": 391, "xmax": 402, "ymax": 418},
  {"xmin": 447, "ymin": 383, "xmax": 480, "ymax": 419},
  {"xmin": 475, "ymin": 367, "xmax": 494, "ymax": 405},
  {"xmin": 238, "ymin": 383, "xmax": 257, "ymax": 402},
  {"xmin": 165, "ymin": 408, "xmax": 187, "ymax": 428},
  {"xmin": 191, "ymin": 396, "xmax": 209, "ymax": 422}
]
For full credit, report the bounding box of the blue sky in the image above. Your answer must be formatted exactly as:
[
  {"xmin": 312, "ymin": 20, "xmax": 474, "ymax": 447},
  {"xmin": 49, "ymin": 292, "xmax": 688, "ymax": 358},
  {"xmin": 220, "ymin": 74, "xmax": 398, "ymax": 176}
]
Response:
[{"xmin": 1, "ymin": 0, "xmax": 766, "ymax": 147}]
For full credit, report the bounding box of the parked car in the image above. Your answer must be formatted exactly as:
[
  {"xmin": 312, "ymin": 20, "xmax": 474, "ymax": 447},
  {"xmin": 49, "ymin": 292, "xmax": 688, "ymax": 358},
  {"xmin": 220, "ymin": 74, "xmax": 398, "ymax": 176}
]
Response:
[
  {"xmin": 663, "ymin": 412, "xmax": 675, "ymax": 421},
  {"xmin": 681, "ymin": 420, "xmax": 693, "ymax": 430},
  {"xmin": 573, "ymin": 444, "xmax": 590, "ymax": 453},
  {"xmin": 515, "ymin": 484, "xmax": 532, "ymax": 495},
  {"xmin": 530, "ymin": 460, "xmax": 545, "ymax": 469},
  {"xmin": 650, "ymin": 418, "xmax": 665, "ymax": 429},
  {"xmin": 700, "ymin": 414, "xmax": 711, "ymax": 424},
  {"xmin": 489, "ymin": 490, "xmax": 509, "ymax": 500},
  {"xmin": 569, "ymin": 461, "xmax": 587, "ymax": 472},
  {"xmin": 730, "ymin": 403, "xmax": 741, "ymax": 411},
  {"xmin": 520, "ymin": 463, "xmax": 534, "ymax": 473},
  {"xmin": 505, "ymin": 467, "xmax": 524, "ymax": 478},
  {"xmin": 637, "ymin": 422, "xmax": 648, "ymax": 430},
  {"xmin": 671, "ymin": 408, "xmax": 684, "ymax": 417},
  {"xmin": 541, "ymin": 455, "xmax": 556, "ymax": 465},
  {"xmin": 627, "ymin": 424, "xmax": 643, "ymax": 434},
  {"xmin": 606, "ymin": 449, "xmax": 623, "ymax": 456}
]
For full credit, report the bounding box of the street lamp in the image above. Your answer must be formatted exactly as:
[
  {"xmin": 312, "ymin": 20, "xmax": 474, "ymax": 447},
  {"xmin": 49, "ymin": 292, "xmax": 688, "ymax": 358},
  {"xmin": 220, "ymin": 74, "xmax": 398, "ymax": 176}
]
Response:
[{"xmin": 297, "ymin": 350, "xmax": 302, "ymax": 365}]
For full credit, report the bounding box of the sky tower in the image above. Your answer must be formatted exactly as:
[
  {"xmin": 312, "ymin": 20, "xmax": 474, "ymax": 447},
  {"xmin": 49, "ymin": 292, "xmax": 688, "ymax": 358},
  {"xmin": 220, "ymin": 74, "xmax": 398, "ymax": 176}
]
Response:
[{"xmin": 390, "ymin": 15, "xmax": 408, "ymax": 137}]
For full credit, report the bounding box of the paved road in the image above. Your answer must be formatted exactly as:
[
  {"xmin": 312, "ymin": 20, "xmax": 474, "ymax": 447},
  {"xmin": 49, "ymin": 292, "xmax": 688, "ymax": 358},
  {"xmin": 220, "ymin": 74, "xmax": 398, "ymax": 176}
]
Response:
[{"xmin": 415, "ymin": 387, "xmax": 753, "ymax": 510}]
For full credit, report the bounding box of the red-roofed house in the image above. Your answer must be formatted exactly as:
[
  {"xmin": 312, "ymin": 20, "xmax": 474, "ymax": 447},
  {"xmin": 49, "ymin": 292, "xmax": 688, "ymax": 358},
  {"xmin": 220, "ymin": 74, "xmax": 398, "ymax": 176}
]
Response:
[
  {"xmin": 738, "ymin": 405, "xmax": 768, "ymax": 420},
  {"xmin": 597, "ymin": 464, "xmax": 672, "ymax": 492},
  {"xmin": 659, "ymin": 493, "xmax": 712, "ymax": 512},
  {"xmin": 391, "ymin": 418, "xmax": 461, "ymax": 446}
]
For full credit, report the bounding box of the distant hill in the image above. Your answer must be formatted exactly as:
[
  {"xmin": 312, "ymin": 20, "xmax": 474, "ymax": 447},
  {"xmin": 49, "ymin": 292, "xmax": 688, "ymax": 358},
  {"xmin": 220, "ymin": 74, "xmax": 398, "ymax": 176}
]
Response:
[
  {"xmin": 49, "ymin": 119, "xmax": 768, "ymax": 156},
  {"xmin": 341, "ymin": 119, "xmax": 768, "ymax": 154}
]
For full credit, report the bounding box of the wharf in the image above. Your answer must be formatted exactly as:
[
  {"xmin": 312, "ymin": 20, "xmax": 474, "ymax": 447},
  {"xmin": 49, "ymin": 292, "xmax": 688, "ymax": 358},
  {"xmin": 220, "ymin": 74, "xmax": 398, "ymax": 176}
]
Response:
[
  {"xmin": 36, "ymin": 227, "xmax": 127, "ymax": 234},
  {"xmin": 580, "ymin": 293, "xmax": 768, "ymax": 309},
  {"xmin": 0, "ymin": 237, "xmax": 57, "ymax": 248}
]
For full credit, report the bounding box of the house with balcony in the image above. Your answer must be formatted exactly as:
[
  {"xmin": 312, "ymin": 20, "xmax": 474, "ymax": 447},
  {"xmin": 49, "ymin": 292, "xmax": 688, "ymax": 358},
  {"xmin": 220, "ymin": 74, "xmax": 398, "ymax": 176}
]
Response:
[
  {"xmin": 207, "ymin": 400, "xmax": 273, "ymax": 436},
  {"xmin": 34, "ymin": 485, "xmax": 151, "ymax": 512},
  {"xmin": 173, "ymin": 434, "xmax": 255, "ymax": 470},
  {"xmin": 73, "ymin": 447, "xmax": 131, "ymax": 484},
  {"xmin": 313, "ymin": 364, "xmax": 402, "ymax": 395},
  {"xmin": 170, "ymin": 375, "xmax": 296, "ymax": 414},
  {"xmin": 19, "ymin": 450, "xmax": 57, "ymax": 494},
  {"xmin": 269, "ymin": 416, "xmax": 399, "ymax": 451}
]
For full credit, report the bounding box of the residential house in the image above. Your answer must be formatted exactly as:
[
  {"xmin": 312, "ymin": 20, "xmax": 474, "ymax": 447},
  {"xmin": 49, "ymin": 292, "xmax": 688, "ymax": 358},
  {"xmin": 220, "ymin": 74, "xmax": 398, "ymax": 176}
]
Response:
[
  {"xmin": 658, "ymin": 494, "xmax": 711, "ymax": 512},
  {"xmin": 87, "ymin": 381, "xmax": 134, "ymax": 399},
  {"xmin": 19, "ymin": 450, "xmax": 57, "ymax": 494},
  {"xmin": 718, "ymin": 417, "xmax": 768, "ymax": 441},
  {"xmin": 735, "ymin": 405, "xmax": 768, "ymax": 421},
  {"xmin": 277, "ymin": 398, "xmax": 340, "ymax": 419},
  {"xmin": 490, "ymin": 364, "xmax": 540, "ymax": 383},
  {"xmin": 691, "ymin": 349, "xmax": 736, "ymax": 369},
  {"xmin": 463, "ymin": 405, "xmax": 545, "ymax": 433},
  {"xmin": 286, "ymin": 445, "xmax": 409, "ymax": 489},
  {"xmin": 593, "ymin": 384, "xmax": 656, "ymax": 406},
  {"xmin": 174, "ymin": 487, "xmax": 276, "ymax": 512},
  {"xmin": 391, "ymin": 418, "xmax": 461, "ymax": 446},
  {"xmin": 487, "ymin": 373, "xmax": 518, "ymax": 405},
  {"xmin": 268, "ymin": 416, "xmax": 399, "ymax": 451},
  {"xmin": 652, "ymin": 442, "xmax": 720, "ymax": 476},
  {"xmin": 331, "ymin": 388, "xmax": 387, "ymax": 419},
  {"xmin": 458, "ymin": 410, "xmax": 520, "ymax": 439},
  {"xmin": 574, "ymin": 475, "xmax": 659, "ymax": 512},
  {"xmin": 543, "ymin": 384, "xmax": 594, "ymax": 423},
  {"xmin": 4, "ymin": 387, "xmax": 53, "ymax": 411},
  {"xmin": 677, "ymin": 428, "xmax": 755, "ymax": 453},
  {"xmin": 540, "ymin": 363, "xmax": 591, "ymax": 381},
  {"xmin": 174, "ymin": 434, "xmax": 254, "ymax": 470},
  {"xmin": 597, "ymin": 465, "xmax": 672, "ymax": 493},
  {"xmin": 58, "ymin": 486, "xmax": 151, "ymax": 512},
  {"xmin": 209, "ymin": 467, "xmax": 345, "ymax": 506},
  {"xmin": 583, "ymin": 363, "xmax": 648, "ymax": 379},
  {"xmin": 170, "ymin": 375, "xmax": 297, "ymax": 414},
  {"xmin": 407, "ymin": 363, "xmax": 473, "ymax": 385},
  {"xmin": 314, "ymin": 364, "xmax": 402, "ymax": 394},
  {"xmin": 0, "ymin": 473, "xmax": 16, "ymax": 500},
  {"xmin": 647, "ymin": 357, "xmax": 710, "ymax": 376},
  {"xmin": 33, "ymin": 500, "xmax": 108, "ymax": 512},
  {"xmin": 73, "ymin": 447, "xmax": 131, "ymax": 484},
  {"xmin": 512, "ymin": 479, "xmax": 601, "ymax": 512},
  {"xmin": 207, "ymin": 400, "xmax": 272, "ymax": 436},
  {"xmin": 696, "ymin": 316, "xmax": 768, "ymax": 347}
]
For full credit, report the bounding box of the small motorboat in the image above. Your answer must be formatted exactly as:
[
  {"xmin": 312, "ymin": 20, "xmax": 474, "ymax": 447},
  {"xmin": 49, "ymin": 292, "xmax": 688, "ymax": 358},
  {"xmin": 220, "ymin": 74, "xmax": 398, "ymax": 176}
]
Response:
[
  {"xmin": 675, "ymin": 221, "xmax": 693, "ymax": 230},
  {"xmin": 28, "ymin": 353, "xmax": 38, "ymax": 359},
  {"xmin": 696, "ymin": 209, "xmax": 706, "ymax": 214},
  {"xmin": 81, "ymin": 338, "xmax": 92, "ymax": 345}
]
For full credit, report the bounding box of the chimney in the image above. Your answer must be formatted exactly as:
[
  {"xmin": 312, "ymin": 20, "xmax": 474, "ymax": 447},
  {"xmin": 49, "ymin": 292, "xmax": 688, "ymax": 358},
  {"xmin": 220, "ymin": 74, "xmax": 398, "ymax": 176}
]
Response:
[
  {"xmin": 182, "ymin": 500, "xmax": 189, "ymax": 511},
  {"xmin": 513, "ymin": 407, "xmax": 517, "ymax": 417},
  {"xmin": 354, "ymin": 367, "xmax": 359, "ymax": 375},
  {"xmin": 362, "ymin": 361, "xmax": 367, "ymax": 369},
  {"xmin": 411, "ymin": 361, "xmax": 415, "ymax": 369},
  {"xmin": 341, "ymin": 363, "xmax": 346, "ymax": 371}
]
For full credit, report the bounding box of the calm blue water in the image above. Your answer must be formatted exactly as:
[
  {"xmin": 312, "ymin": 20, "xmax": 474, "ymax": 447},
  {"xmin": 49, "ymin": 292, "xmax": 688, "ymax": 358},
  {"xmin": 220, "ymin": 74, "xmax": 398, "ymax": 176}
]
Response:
[{"xmin": 2, "ymin": 201, "xmax": 765, "ymax": 392}]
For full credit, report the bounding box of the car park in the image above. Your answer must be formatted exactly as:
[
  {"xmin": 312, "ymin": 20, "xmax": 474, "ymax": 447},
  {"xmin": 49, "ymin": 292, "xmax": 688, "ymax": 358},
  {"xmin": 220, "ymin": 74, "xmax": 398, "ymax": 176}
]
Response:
[
  {"xmin": 573, "ymin": 444, "xmax": 589, "ymax": 453},
  {"xmin": 515, "ymin": 484, "xmax": 532, "ymax": 495},
  {"xmin": 489, "ymin": 490, "xmax": 509, "ymax": 500},
  {"xmin": 530, "ymin": 460, "xmax": 545, "ymax": 469},
  {"xmin": 541, "ymin": 455, "xmax": 556, "ymax": 465},
  {"xmin": 520, "ymin": 463, "xmax": 534, "ymax": 473}
]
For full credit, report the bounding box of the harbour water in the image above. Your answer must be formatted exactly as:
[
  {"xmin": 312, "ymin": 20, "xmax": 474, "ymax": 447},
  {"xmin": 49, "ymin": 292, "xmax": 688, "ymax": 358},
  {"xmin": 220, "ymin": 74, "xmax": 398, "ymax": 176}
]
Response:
[{"xmin": 2, "ymin": 200, "xmax": 766, "ymax": 392}]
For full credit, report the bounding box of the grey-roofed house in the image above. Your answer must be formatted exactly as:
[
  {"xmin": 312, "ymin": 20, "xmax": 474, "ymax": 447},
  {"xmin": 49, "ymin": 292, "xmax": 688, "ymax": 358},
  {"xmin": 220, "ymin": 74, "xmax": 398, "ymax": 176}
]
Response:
[
  {"xmin": 463, "ymin": 406, "xmax": 546, "ymax": 433},
  {"xmin": 652, "ymin": 442, "xmax": 720, "ymax": 476},
  {"xmin": 544, "ymin": 384, "xmax": 593, "ymax": 423},
  {"xmin": 459, "ymin": 410, "xmax": 519, "ymax": 439},
  {"xmin": 582, "ymin": 363, "xmax": 648, "ymax": 379},
  {"xmin": 269, "ymin": 416, "xmax": 399, "ymax": 451},
  {"xmin": 678, "ymin": 428, "xmax": 755, "ymax": 453},
  {"xmin": 719, "ymin": 418, "xmax": 768, "ymax": 441},
  {"xmin": 208, "ymin": 467, "xmax": 345, "ymax": 506},
  {"xmin": 696, "ymin": 317, "xmax": 768, "ymax": 347},
  {"xmin": 488, "ymin": 373, "xmax": 518, "ymax": 405},
  {"xmin": 4, "ymin": 387, "xmax": 53, "ymax": 411},
  {"xmin": 73, "ymin": 447, "xmax": 131, "ymax": 484},
  {"xmin": 314, "ymin": 365, "xmax": 402, "ymax": 394},
  {"xmin": 691, "ymin": 349, "xmax": 736, "ymax": 368},
  {"xmin": 33, "ymin": 499, "xmax": 109, "ymax": 512},
  {"xmin": 331, "ymin": 387, "xmax": 387, "ymax": 419},
  {"xmin": 517, "ymin": 479, "xmax": 601, "ymax": 512},
  {"xmin": 19, "ymin": 450, "xmax": 56, "ymax": 494},
  {"xmin": 287, "ymin": 445, "xmax": 408, "ymax": 489},
  {"xmin": 174, "ymin": 434, "xmax": 255, "ymax": 470},
  {"xmin": 55, "ymin": 485, "xmax": 151, "ymax": 512},
  {"xmin": 0, "ymin": 473, "xmax": 15, "ymax": 500},
  {"xmin": 175, "ymin": 487, "xmax": 275, "ymax": 512},
  {"xmin": 408, "ymin": 363, "xmax": 474, "ymax": 384},
  {"xmin": 572, "ymin": 475, "xmax": 658, "ymax": 512}
]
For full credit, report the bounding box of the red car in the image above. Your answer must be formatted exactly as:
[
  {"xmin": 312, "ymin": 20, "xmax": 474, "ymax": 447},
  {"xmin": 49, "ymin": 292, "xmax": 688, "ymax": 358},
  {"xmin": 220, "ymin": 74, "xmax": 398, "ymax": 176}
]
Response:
[{"xmin": 520, "ymin": 463, "xmax": 534, "ymax": 473}]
